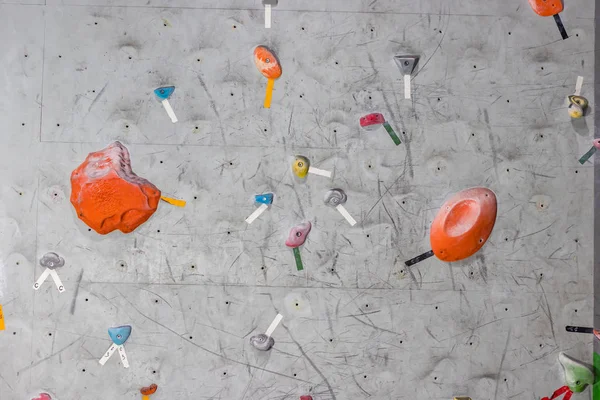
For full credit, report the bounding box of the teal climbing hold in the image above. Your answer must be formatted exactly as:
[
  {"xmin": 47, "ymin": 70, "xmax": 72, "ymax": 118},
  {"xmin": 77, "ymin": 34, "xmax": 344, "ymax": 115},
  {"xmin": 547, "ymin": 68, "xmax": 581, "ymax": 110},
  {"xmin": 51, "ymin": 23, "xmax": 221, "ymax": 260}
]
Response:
[
  {"xmin": 154, "ymin": 86, "xmax": 175, "ymax": 100},
  {"xmin": 108, "ymin": 325, "xmax": 132, "ymax": 346},
  {"xmin": 255, "ymin": 193, "xmax": 274, "ymax": 205}
]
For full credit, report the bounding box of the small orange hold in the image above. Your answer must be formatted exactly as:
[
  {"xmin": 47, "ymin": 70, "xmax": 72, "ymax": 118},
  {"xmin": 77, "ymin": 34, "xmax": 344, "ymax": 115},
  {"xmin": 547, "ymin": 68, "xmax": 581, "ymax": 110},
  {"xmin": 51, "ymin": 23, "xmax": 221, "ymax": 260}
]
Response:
[
  {"xmin": 430, "ymin": 187, "xmax": 497, "ymax": 262},
  {"xmin": 254, "ymin": 45, "xmax": 282, "ymax": 80},
  {"xmin": 140, "ymin": 384, "xmax": 158, "ymax": 396},
  {"xmin": 70, "ymin": 141, "xmax": 161, "ymax": 234},
  {"xmin": 528, "ymin": 0, "xmax": 563, "ymax": 17}
]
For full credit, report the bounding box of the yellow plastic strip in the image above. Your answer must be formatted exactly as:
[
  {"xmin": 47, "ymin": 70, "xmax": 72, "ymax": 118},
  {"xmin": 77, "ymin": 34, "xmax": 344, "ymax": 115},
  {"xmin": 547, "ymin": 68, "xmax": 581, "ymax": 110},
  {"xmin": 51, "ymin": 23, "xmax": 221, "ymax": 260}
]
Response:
[
  {"xmin": 161, "ymin": 196, "xmax": 186, "ymax": 207},
  {"xmin": 142, "ymin": 396, "xmax": 150, "ymax": 400},
  {"xmin": 0, "ymin": 304, "xmax": 5, "ymax": 330},
  {"xmin": 264, "ymin": 78, "xmax": 275, "ymax": 108}
]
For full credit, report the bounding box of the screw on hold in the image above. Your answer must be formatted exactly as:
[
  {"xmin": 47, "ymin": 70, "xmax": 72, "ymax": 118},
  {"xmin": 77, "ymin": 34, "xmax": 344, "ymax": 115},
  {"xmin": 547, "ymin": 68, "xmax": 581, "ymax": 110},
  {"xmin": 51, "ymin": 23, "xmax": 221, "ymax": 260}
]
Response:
[{"xmin": 394, "ymin": 55, "xmax": 420, "ymax": 75}]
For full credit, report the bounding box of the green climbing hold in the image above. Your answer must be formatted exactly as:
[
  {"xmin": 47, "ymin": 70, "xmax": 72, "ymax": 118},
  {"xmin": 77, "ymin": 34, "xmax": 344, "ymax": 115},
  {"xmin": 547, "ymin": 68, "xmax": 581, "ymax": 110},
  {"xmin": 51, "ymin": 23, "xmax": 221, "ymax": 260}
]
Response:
[
  {"xmin": 559, "ymin": 352, "xmax": 594, "ymax": 393},
  {"xmin": 593, "ymin": 352, "xmax": 600, "ymax": 399}
]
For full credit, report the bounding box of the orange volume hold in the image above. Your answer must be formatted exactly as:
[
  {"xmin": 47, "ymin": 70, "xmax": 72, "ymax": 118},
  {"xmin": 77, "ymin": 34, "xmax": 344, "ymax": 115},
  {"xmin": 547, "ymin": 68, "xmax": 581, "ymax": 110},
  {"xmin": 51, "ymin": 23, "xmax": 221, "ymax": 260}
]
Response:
[
  {"xmin": 430, "ymin": 187, "xmax": 497, "ymax": 262},
  {"xmin": 254, "ymin": 46, "xmax": 282, "ymax": 108},
  {"xmin": 70, "ymin": 141, "xmax": 161, "ymax": 234}
]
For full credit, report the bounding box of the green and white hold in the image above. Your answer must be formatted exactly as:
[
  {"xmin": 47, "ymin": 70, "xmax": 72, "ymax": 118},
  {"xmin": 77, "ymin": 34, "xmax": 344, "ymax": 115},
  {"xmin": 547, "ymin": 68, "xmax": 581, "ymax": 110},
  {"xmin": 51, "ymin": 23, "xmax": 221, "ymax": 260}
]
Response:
[{"xmin": 559, "ymin": 352, "xmax": 594, "ymax": 393}]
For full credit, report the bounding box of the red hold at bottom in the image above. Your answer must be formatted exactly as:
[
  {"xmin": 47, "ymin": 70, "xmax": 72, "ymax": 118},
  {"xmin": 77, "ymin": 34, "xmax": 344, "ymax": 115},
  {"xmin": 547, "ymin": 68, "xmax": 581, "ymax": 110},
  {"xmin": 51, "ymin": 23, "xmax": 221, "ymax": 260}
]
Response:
[{"xmin": 300, "ymin": 396, "xmax": 313, "ymax": 400}]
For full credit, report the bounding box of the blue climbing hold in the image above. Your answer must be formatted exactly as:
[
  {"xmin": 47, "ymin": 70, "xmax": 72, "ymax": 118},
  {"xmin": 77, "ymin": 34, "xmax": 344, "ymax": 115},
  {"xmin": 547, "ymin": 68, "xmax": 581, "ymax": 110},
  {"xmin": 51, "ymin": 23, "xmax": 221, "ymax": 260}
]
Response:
[
  {"xmin": 108, "ymin": 325, "xmax": 132, "ymax": 345},
  {"xmin": 154, "ymin": 86, "xmax": 175, "ymax": 101},
  {"xmin": 255, "ymin": 193, "xmax": 274, "ymax": 205}
]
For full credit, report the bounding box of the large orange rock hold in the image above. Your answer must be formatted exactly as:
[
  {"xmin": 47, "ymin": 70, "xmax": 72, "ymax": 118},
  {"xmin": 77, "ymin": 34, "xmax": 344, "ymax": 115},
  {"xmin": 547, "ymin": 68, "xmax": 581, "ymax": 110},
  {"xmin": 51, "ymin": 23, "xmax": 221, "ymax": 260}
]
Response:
[{"xmin": 70, "ymin": 141, "xmax": 161, "ymax": 234}]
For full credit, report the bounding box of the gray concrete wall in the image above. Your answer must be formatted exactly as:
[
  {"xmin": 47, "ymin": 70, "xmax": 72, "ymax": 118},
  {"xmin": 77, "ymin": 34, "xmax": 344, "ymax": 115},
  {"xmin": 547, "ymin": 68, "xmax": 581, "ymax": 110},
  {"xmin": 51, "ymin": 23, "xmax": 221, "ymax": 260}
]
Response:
[{"xmin": 0, "ymin": 1, "xmax": 595, "ymax": 399}]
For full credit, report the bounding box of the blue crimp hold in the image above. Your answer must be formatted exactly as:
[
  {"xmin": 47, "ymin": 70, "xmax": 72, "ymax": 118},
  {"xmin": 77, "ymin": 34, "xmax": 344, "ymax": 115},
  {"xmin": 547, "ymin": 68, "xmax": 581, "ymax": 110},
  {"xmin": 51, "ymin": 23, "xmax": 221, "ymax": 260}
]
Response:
[
  {"xmin": 255, "ymin": 193, "xmax": 274, "ymax": 205},
  {"xmin": 154, "ymin": 86, "xmax": 175, "ymax": 101},
  {"xmin": 108, "ymin": 325, "xmax": 132, "ymax": 345}
]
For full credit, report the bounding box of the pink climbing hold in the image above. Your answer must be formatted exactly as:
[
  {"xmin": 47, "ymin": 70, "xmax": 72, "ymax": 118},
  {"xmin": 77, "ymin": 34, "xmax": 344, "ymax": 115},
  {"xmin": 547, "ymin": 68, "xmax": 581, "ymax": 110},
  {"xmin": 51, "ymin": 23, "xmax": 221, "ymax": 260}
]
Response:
[
  {"xmin": 300, "ymin": 396, "xmax": 313, "ymax": 400},
  {"xmin": 32, "ymin": 394, "xmax": 52, "ymax": 400},
  {"xmin": 359, "ymin": 113, "xmax": 386, "ymax": 130},
  {"xmin": 285, "ymin": 222, "xmax": 311, "ymax": 248},
  {"xmin": 593, "ymin": 139, "xmax": 600, "ymax": 150}
]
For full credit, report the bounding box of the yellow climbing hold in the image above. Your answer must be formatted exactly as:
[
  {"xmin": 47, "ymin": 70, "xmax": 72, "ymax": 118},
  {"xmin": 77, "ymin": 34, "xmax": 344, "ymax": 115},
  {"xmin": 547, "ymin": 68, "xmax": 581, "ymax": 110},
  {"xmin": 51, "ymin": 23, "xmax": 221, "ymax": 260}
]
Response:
[{"xmin": 568, "ymin": 95, "xmax": 588, "ymax": 119}]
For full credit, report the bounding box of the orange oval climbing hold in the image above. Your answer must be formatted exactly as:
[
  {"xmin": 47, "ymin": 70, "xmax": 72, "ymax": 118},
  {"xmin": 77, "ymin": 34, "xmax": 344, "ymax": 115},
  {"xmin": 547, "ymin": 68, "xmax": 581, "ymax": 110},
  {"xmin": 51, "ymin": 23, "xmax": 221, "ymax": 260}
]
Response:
[
  {"xmin": 140, "ymin": 384, "xmax": 158, "ymax": 396},
  {"xmin": 528, "ymin": 0, "xmax": 563, "ymax": 17},
  {"xmin": 430, "ymin": 187, "xmax": 497, "ymax": 262},
  {"xmin": 254, "ymin": 45, "xmax": 282, "ymax": 80},
  {"xmin": 70, "ymin": 141, "xmax": 161, "ymax": 234}
]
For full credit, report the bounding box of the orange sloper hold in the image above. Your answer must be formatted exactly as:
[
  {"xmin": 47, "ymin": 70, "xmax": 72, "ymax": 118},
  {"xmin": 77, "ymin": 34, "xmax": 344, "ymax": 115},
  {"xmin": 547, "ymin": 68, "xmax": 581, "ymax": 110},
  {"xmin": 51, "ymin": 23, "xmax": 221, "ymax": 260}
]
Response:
[{"xmin": 70, "ymin": 141, "xmax": 161, "ymax": 234}]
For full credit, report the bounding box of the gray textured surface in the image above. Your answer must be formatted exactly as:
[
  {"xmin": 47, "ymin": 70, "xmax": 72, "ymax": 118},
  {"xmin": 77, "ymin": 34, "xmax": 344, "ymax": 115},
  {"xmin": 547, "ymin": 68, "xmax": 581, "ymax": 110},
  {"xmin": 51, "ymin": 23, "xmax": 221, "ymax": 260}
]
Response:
[{"xmin": 0, "ymin": 1, "xmax": 595, "ymax": 399}]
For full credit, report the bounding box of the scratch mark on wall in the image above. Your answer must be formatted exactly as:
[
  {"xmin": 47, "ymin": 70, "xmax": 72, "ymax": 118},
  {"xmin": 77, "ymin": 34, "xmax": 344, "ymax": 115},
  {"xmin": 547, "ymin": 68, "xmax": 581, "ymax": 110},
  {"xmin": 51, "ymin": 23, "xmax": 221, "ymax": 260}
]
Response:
[{"xmin": 69, "ymin": 269, "xmax": 84, "ymax": 315}]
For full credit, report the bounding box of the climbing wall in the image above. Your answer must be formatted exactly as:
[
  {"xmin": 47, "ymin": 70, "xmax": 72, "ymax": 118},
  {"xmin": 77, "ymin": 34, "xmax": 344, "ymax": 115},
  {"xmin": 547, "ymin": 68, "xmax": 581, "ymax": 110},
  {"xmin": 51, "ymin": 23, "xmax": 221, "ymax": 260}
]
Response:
[{"xmin": 0, "ymin": 1, "xmax": 595, "ymax": 399}]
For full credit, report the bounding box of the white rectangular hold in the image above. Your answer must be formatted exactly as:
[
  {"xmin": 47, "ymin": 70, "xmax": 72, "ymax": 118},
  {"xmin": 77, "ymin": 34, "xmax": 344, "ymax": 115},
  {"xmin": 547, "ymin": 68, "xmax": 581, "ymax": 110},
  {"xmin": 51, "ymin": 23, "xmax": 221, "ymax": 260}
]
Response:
[
  {"xmin": 404, "ymin": 74, "xmax": 411, "ymax": 99},
  {"xmin": 336, "ymin": 204, "xmax": 357, "ymax": 226},
  {"xmin": 245, "ymin": 203, "xmax": 269, "ymax": 224},
  {"xmin": 308, "ymin": 167, "xmax": 332, "ymax": 178},
  {"xmin": 575, "ymin": 76, "xmax": 584, "ymax": 96},
  {"xmin": 99, "ymin": 343, "xmax": 117, "ymax": 366},
  {"xmin": 265, "ymin": 4, "xmax": 272, "ymax": 28},
  {"xmin": 49, "ymin": 270, "xmax": 65, "ymax": 293},
  {"xmin": 162, "ymin": 99, "xmax": 178, "ymax": 123},
  {"xmin": 33, "ymin": 269, "xmax": 51, "ymax": 290},
  {"xmin": 117, "ymin": 345, "xmax": 130, "ymax": 368},
  {"xmin": 264, "ymin": 313, "xmax": 283, "ymax": 337}
]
